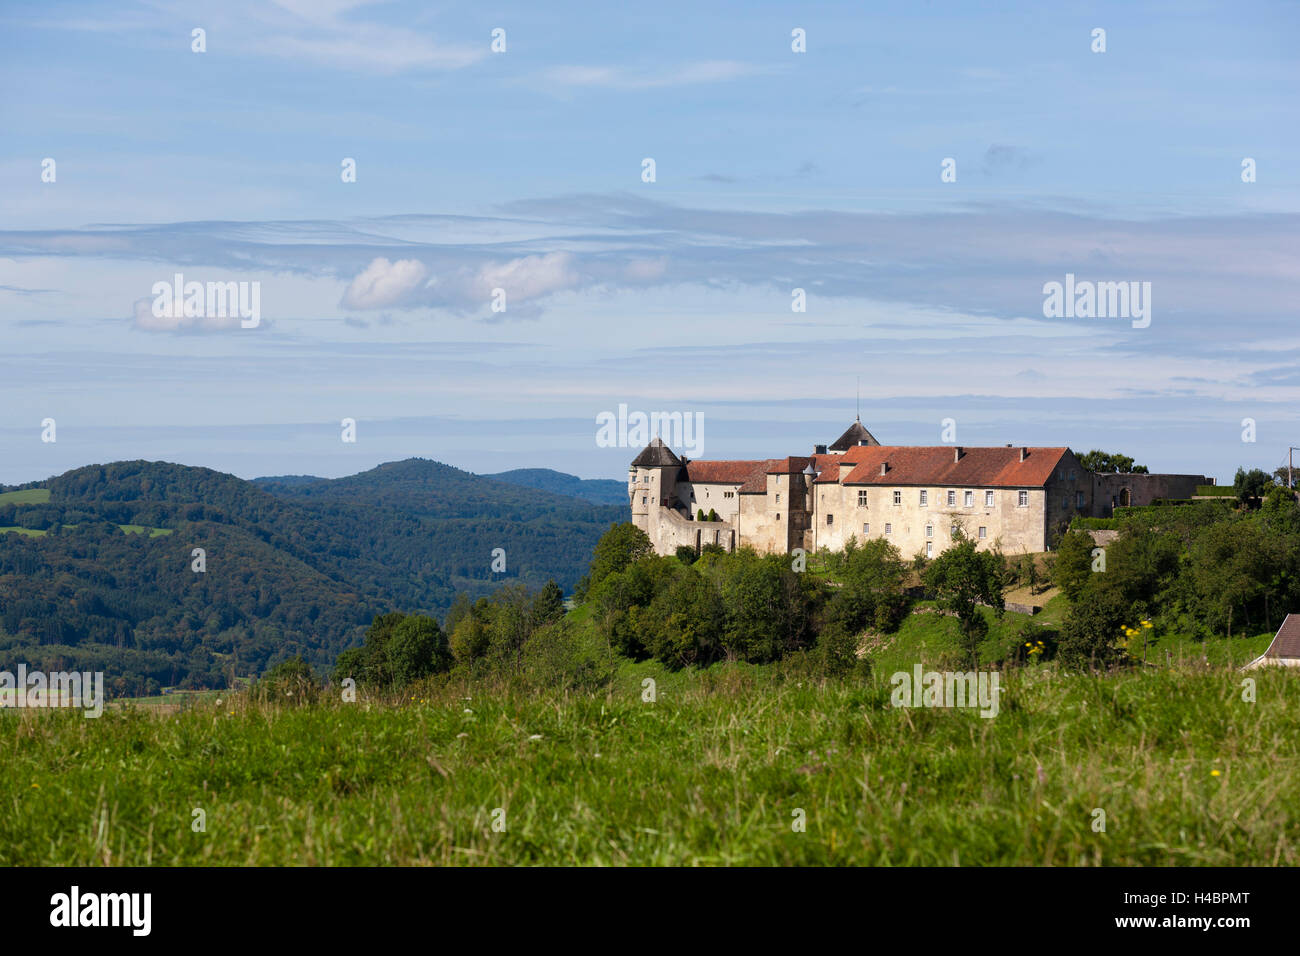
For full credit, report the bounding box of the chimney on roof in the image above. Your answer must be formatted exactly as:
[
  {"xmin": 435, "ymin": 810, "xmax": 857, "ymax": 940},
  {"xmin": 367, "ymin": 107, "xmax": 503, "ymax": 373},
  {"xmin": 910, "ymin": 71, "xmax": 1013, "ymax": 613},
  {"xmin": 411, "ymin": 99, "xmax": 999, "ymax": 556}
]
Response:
[
  {"xmin": 1019, "ymin": 447, "xmax": 1028, "ymax": 462},
  {"xmin": 814, "ymin": 444, "xmax": 827, "ymax": 455},
  {"xmin": 880, "ymin": 462, "xmax": 889, "ymax": 475},
  {"xmin": 954, "ymin": 446, "xmax": 963, "ymax": 462}
]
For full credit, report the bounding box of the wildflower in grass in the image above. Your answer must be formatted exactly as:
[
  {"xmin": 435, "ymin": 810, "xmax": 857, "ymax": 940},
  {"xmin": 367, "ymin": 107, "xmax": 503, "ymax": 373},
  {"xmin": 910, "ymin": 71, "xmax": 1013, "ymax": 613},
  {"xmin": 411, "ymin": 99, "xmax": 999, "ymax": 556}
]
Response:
[{"xmin": 1211, "ymin": 769, "xmax": 1221, "ymax": 777}]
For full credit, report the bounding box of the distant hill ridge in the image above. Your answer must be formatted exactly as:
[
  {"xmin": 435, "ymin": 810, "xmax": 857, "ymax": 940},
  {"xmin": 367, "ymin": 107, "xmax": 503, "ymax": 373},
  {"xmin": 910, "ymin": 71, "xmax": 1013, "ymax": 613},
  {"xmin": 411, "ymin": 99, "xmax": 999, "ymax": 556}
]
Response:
[
  {"xmin": 482, "ymin": 468, "xmax": 628, "ymax": 506},
  {"xmin": 0, "ymin": 458, "xmax": 627, "ymax": 694}
]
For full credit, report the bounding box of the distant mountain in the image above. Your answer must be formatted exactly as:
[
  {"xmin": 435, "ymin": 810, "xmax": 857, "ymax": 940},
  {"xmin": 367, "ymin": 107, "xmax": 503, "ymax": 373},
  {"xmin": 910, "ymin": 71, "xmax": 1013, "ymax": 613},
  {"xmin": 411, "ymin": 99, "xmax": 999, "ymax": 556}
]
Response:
[
  {"xmin": 483, "ymin": 468, "xmax": 629, "ymax": 506},
  {"xmin": 252, "ymin": 474, "xmax": 323, "ymax": 487},
  {"xmin": 0, "ymin": 459, "xmax": 627, "ymax": 694}
]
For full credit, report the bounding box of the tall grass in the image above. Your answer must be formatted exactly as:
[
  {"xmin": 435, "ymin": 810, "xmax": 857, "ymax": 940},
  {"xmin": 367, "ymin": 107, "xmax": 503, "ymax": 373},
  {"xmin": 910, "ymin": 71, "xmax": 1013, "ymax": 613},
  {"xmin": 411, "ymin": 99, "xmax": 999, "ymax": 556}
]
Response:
[{"xmin": 2, "ymin": 662, "xmax": 1296, "ymax": 866}]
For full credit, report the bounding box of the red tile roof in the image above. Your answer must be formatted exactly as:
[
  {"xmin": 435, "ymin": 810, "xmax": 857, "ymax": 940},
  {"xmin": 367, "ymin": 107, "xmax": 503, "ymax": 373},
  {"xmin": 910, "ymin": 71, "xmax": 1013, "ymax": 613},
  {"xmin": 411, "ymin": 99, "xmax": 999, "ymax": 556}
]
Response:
[
  {"xmin": 815, "ymin": 446, "xmax": 1068, "ymax": 487},
  {"xmin": 684, "ymin": 460, "xmax": 764, "ymax": 484},
  {"xmin": 686, "ymin": 447, "xmax": 1068, "ymax": 491},
  {"xmin": 685, "ymin": 457, "xmax": 814, "ymax": 494},
  {"xmin": 1264, "ymin": 614, "xmax": 1300, "ymax": 659},
  {"xmin": 766, "ymin": 456, "xmax": 813, "ymax": 474}
]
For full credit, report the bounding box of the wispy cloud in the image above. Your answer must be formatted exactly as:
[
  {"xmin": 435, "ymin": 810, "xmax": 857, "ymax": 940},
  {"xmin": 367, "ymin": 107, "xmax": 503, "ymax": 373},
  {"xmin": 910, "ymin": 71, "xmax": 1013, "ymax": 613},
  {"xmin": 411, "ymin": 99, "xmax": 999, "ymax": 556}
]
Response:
[
  {"xmin": 538, "ymin": 60, "xmax": 766, "ymax": 90},
  {"xmin": 1, "ymin": 195, "xmax": 1295, "ymax": 334},
  {"xmin": 35, "ymin": 0, "xmax": 484, "ymax": 74}
]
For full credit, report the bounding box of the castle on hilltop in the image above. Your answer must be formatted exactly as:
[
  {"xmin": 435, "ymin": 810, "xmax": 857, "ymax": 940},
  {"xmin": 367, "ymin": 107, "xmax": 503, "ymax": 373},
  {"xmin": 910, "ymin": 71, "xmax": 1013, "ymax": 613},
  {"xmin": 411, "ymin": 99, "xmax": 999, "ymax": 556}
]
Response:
[{"xmin": 629, "ymin": 419, "xmax": 1209, "ymax": 558}]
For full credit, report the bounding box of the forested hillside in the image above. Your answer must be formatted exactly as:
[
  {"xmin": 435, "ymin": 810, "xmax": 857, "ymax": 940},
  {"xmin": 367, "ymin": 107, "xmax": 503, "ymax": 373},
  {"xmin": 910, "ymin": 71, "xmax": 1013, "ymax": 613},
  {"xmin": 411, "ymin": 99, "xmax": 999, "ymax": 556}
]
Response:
[{"xmin": 0, "ymin": 459, "xmax": 626, "ymax": 694}]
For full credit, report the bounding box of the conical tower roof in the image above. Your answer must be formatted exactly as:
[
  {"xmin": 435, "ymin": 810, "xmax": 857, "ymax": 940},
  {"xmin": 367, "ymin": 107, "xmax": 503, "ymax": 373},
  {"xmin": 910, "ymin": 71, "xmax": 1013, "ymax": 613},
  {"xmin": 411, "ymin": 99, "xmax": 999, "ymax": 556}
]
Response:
[
  {"xmin": 630, "ymin": 436, "xmax": 683, "ymax": 467},
  {"xmin": 829, "ymin": 417, "xmax": 879, "ymax": 451}
]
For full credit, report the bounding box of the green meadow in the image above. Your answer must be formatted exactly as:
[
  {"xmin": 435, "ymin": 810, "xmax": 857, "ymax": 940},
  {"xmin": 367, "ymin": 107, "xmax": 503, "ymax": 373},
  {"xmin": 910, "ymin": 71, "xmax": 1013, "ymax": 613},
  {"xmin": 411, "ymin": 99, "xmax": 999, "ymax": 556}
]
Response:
[
  {"xmin": 0, "ymin": 524, "xmax": 172, "ymax": 537},
  {"xmin": 2, "ymin": 619, "xmax": 1294, "ymax": 866},
  {"xmin": 0, "ymin": 488, "xmax": 51, "ymax": 505}
]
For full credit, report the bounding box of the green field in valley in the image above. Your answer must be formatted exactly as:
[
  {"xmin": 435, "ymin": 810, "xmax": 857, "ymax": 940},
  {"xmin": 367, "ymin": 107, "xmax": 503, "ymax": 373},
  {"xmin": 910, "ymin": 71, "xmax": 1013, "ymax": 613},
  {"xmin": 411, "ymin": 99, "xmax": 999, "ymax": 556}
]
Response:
[{"xmin": 0, "ymin": 488, "xmax": 51, "ymax": 505}]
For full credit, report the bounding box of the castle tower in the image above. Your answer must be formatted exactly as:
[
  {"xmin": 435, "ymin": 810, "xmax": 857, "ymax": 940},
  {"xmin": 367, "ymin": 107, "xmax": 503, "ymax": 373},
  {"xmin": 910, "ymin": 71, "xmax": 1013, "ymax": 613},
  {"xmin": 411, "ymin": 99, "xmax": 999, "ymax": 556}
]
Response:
[{"xmin": 629, "ymin": 437, "xmax": 684, "ymax": 537}]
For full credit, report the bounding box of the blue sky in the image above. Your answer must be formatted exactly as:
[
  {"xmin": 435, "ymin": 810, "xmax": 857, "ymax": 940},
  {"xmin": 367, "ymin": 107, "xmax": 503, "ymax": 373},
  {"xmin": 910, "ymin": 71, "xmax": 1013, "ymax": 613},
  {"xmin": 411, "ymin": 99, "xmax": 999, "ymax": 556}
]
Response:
[{"xmin": 1, "ymin": 0, "xmax": 1297, "ymax": 485}]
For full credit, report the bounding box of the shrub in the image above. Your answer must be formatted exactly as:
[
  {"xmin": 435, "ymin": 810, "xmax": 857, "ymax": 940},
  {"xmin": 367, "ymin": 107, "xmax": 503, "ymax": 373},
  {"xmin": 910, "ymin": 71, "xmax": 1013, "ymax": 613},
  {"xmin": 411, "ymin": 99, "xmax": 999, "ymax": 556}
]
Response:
[
  {"xmin": 256, "ymin": 655, "xmax": 319, "ymax": 704},
  {"xmin": 521, "ymin": 619, "xmax": 616, "ymax": 692},
  {"xmin": 387, "ymin": 615, "xmax": 450, "ymax": 685},
  {"xmin": 449, "ymin": 601, "xmax": 492, "ymax": 664},
  {"xmin": 1058, "ymin": 582, "xmax": 1130, "ymax": 670},
  {"xmin": 809, "ymin": 623, "xmax": 869, "ymax": 678},
  {"xmin": 586, "ymin": 522, "xmax": 654, "ymax": 594}
]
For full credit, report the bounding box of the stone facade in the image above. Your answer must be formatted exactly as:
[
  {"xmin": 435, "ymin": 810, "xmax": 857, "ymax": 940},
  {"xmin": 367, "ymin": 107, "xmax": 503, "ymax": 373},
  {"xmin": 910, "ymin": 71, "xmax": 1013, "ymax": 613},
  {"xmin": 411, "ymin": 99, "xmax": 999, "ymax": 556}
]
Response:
[{"xmin": 629, "ymin": 422, "xmax": 1208, "ymax": 559}]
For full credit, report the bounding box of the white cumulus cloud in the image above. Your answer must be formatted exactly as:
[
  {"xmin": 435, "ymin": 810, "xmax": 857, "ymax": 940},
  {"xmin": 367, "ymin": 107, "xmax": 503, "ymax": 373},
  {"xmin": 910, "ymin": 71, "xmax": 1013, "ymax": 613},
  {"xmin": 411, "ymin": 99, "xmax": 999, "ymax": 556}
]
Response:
[{"xmin": 341, "ymin": 257, "xmax": 429, "ymax": 310}]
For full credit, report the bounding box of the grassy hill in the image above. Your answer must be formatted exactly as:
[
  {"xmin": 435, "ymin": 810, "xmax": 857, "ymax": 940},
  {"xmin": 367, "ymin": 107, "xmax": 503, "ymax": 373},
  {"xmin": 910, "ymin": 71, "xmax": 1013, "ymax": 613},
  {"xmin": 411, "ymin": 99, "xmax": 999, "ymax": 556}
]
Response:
[{"xmin": 5, "ymin": 654, "xmax": 1295, "ymax": 866}]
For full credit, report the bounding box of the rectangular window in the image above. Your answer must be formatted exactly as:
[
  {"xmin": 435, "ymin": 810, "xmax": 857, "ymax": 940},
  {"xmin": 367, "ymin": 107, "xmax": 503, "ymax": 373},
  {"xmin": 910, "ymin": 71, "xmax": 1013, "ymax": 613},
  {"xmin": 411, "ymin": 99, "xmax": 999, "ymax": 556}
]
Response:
[
  {"xmin": 1018, "ymin": 490, "xmax": 1029, "ymax": 507},
  {"xmin": 978, "ymin": 526, "xmax": 987, "ymax": 539},
  {"xmin": 885, "ymin": 523, "xmax": 892, "ymax": 535},
  {"xmin": 1069, "ymin": 470, "xmax": 1076, "ymax": 481},
  {"xmin": 919, "ymin": 490, "xmax": 928, "ymax": 506},
  {"xmin": 858, "ymin": 490, "xmax": 869, "ymax": 507},
  {"xmin": 775, "ymin": 493, "xmax": 780, "ymax": 504},
  {"xmin": 951, "ymin": 524, "xmax": 959, "ymax": 537},
  {"xmin": 892, "ymin": 490, "xmax": 901, "ymax": 506},
  {"xmin": 947, "ymin": 490, "xmax": 956, "ymax": 506},
  {"xmin": 964, "ymin": 490, "xmax": 974, "ymax": 507},
  {"xmin": 642, "ymin": 497, "xmax": 647, "ymax": 505},
  {"xmin": 826, "ymin": 514, "xmax": 833, "ymax": 526},
  {"xmin": 926, "ymin": 541, "xmax": 933, "ymax": 557},
  {"xmin": 1077, "ymin": 492, "xmax": 1085, "ymax": 507},
  {"xmin": 925, "ymin": 524, "xmax": 933, "ymax": 538},
  {"xmin": 863, "ymin": 522, "xmax": 870, "ymax": 535},
  {"xmin": 985, "ymin": 491, "xmax": 995, "ymax": 507}
]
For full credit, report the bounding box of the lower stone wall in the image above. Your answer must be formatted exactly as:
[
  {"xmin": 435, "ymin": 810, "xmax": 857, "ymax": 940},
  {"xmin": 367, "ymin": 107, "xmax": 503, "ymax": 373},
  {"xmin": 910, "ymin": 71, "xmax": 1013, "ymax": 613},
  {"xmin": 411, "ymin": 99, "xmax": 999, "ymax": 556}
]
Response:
[
  {"xmin": 641, "ymin": 505, "xmax": 735, "ymax": 555},
  {"xmin": 1091, "ymin": 473, "xmax": 1208, "ymax": 515}
]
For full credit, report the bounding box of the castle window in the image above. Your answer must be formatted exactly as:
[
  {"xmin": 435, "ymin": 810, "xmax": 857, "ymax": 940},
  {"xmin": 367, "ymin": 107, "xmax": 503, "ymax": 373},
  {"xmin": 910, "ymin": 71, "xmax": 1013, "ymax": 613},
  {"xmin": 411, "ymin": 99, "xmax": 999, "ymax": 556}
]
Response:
[
  {"xmin": 885, "ymin": 523, "xmax": 892, "ymax": 535},
  {"xmin": 1069, "ymin": 470, "xmax": 1077, "ymax": 481},
  {"xmin": 919, "ymin": 490, "xmax": 928, "ymax": 506},
  {"xmin": 1018, "ymin": 490, "xmax": 1029, "ymax": 507},
  {"xmin": 863, "ymin": 522, "xmax": 869, "ymax": 535},
  {"xmin": 642, "ymin": 497, "xmax": 647, "ymax": 505},
  {"xmin": 776, "ymin": 493, "xmax": 781, "ymax": 504},
  {"xmin": 826, "ymin": 514, "xmax": 834, "ymax": 526},
  {"xmin": 925, "ymin": 524, "xmax": 933, "ymax": 538},
  {"xmin": 892, "ymin": 490, "xmax": 901, "ymax": 506},
  {"xmin": 776, "ymin": 513, "xmax": 780, "ymax": 521},
  {"xmin": 985, "ymin": 491, "xmax": 995, "ymax": 507},
  {"xmin": 1077, "ymin": 492, "xmax": 1086, "ymax": 507},
  {"xmin": 857, "ymin": 490, "xmax": 868, "ymax": 507},
  {"xmin": 978, "ymin": 526, "xmax": 987, "ymax": 539},
  {"xmin": 946, "ymin": 490, "xmax": 956, "ymax": 507},
  {"xmin": 963, "ymin": 491, "xmax": 973, "ymax": 507},
  {"xmin": 926, "ymin": 541, "xmax": 933, "ymax": 557},
  {"xmin": 951, "ymin": 524, "xmax": 959, "ymax": 537}
]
